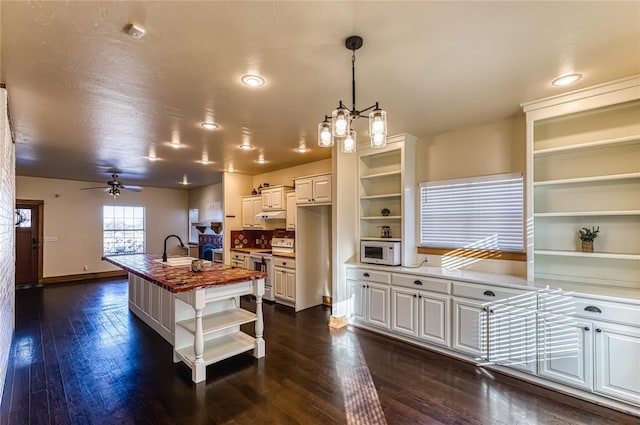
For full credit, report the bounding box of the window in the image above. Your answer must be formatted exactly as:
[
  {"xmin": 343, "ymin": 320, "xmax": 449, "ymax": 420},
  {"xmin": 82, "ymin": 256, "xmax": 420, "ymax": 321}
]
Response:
[
  {"xmin": 420, "ymin": 173, "xmax": 524, "ymax": 253},
  {"xmin": 103, "ymin": 206, "xmax": 145, "ymax": 255},
  {"xmin": 15, "ymin": 208, "xmax": 31, "ymax": 227}
]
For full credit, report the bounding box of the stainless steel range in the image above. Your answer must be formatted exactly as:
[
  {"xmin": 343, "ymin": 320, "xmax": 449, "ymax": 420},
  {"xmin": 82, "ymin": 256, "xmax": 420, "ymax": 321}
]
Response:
[{"xmin": 249, "ymin": 237, "xmax": 294, "ymax": 302}]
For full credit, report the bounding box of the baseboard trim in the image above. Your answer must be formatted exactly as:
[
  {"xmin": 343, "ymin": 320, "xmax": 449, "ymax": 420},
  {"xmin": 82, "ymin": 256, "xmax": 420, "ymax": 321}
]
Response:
[{"xmin": 40, "ymin": 270, "xmax": 127, "ymax": 284}]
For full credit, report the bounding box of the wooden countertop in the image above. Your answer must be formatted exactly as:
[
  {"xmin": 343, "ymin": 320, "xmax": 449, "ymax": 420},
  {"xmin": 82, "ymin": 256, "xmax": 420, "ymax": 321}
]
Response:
[
  {"xmin": 104, "ymin": 254, "xmax": 266, "ymax": 293},
  {"xmin": 231, "ymin": 248, "xmax": 272, "ymax": 254}
]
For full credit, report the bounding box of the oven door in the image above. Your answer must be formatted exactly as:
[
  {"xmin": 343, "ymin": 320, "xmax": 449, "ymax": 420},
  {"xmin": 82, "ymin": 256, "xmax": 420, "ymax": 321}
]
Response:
[{"xmin": 249, "ymin": 254, "xmax": 275, "ymax": 301}]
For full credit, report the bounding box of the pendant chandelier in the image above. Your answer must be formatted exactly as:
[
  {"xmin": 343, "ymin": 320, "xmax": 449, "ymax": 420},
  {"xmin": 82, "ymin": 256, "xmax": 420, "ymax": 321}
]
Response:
[{"xmin": 318, "ymin": 35, "xmax": 388, "ymax": 153}]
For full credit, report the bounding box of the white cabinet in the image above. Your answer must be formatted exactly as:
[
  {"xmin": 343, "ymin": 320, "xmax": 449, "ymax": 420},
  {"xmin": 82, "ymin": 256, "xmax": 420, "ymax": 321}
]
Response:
[
  {"xmin": 357, "ymin": 134, "xmax": 416, "ymax": 265},
  {"xmin": 537, "ymin": 293, "xmax": 640, "ymax": 405},
  {"xmin": 523, "ymin": 76, "xmax": 640, "ymax": 287},
  {"xmin": 128, "ymin": 273, "xmax": 174, "ymax": 344},
  {"xmin": 261, "ymin": 186, "xmax": 292, "ymax": 210},
  {"xmin": 273, "ymin": 256, "xmax": 296, "ymax": 306},
  {"xmin": 241, "ymin": 196, "xmax": 263, "ymax": 228},
  {"xmin": 294, "ymin": 173, "xmax": 332, "ymax": 205},
  {"xmin": 391, "ymin": 286, "xmax": 450, "ymax": 347},
  {"xmin": 285, "ymin": 191, "xmax": 296, "ymax": 230},
  {"xmin": 230, "ymin": 250, "xmax": 250, "ymax": 268},
  {"xmin": 452, "ymin": 297, "xmax": 487, "ymax": 358},
  {"xmin": 346, "ymin": 268, "xmax": 391, "ymax": 329},
  {"xmin": 366, "ymin": 282, "xmax": 391, "ymax": 329}
]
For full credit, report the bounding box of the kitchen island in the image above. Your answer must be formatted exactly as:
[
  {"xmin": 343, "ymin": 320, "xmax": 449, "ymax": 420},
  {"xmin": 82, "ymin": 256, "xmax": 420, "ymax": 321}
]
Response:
[{"xmin": 104, "ymin": 254, "xmax": 267, "ymax": 383}]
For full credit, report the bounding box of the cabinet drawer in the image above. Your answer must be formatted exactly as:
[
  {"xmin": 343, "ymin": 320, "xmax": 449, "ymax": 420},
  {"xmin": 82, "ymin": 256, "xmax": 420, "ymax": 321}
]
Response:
[
  {"xmin": 452, "ymin": 281, "xmax": 528, "ymax": 304},
  {"xmin": 273, "ymin": 257, "xmax": 295, "ymax": 269},
  {"xmin": 539, "ymin": 293, "xmax": 640, "ymax": 327},
  {"xmin": 392, "ymin": 273, "xmax": 450, "ymax": 294},
  {"xmin": 347, "ymin": 268, "xmax": 390, "ymax": 284},
  {"xmin": 231, "ymin": 251, "xmax": 247, "ymax": 260}
]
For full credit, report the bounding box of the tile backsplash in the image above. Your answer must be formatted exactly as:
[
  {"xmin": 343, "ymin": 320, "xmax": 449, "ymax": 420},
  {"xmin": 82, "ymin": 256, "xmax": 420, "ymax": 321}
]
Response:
[{"xmin": 230, "ymin": 229, "xmax": 295, "ymax": 249}]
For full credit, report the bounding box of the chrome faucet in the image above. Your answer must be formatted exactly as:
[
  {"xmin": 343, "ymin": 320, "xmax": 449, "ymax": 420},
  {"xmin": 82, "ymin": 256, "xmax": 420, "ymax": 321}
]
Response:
[{"xmin": 162, "ymin": 234, "xmax": 186, "ymax": 262}]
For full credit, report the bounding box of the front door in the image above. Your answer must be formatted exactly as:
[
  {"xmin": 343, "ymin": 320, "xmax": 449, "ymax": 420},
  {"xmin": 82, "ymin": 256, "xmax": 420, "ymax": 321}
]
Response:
[{"xmin": 15, "ymin": 202, "xmax": 41, "ymax": 285}]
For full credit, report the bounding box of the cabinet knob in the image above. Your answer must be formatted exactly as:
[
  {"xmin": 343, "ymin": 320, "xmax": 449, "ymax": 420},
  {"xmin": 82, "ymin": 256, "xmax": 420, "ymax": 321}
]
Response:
[
  {"xmin": 483, "ymin": 290, "xmax": 496, "ymax": 297},
  {"xmin": 363, "ymin": 272, "xmax": 370, "ymax": 277},
  {"xmin": 584, "ymin": 306, "xmax": 602, "ymax": 313},
  {"xmin": 283, "ymin": 262, "xmax": 286, "ymax": 266},
  {"xmin": 413, "ymin": 280, "xmax": 423, "ymax": 286},
  {"xmin": 413, "ymin": 294, "xmax": 417, "ymax": 298},
  {"xmin": 596, "ymin": 328, "xmax": 602, "ymax": 333},
  {"xmin": 583, "ymin": 327, "xmax": 590, "ymax": 331}
]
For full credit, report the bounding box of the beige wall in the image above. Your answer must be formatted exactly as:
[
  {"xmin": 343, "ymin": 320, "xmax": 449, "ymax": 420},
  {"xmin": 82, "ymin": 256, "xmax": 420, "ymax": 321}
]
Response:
[
  {"xmin": 16, "ymin": 176, "xmax": 189, "ymax": 277},
  {"xmin": 415, "ymin": 116, "xmax": 527, "ymax": 276},
  {"xmin": 222, "ymin": 172, "xmax": 253, "ymax": 262},
  {"xmin": 188, "ymin": 183, "xmax": 223, "ymax": 222},
  {"xmin": 0, "ymin": 88, "xmax": 15, "ymax": 402},
  {"xmin": 251, "ymin": 158, "xmax": 331, "ymax": 190}
]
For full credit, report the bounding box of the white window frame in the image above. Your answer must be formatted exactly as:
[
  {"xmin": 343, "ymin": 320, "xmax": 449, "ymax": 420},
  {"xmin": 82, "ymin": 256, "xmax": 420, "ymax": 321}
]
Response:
[
  {"xmin": 419, "ymin": 173, "xmax": 524, "ymax": 253},
  {"xmin": 103, "ymin": 205, "xmax": 146, "ymax": 256}
]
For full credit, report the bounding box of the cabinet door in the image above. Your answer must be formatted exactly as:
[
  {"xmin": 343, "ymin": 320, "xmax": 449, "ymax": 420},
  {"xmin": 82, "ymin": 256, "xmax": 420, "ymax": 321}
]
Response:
[
  {"xmin": 270, "ymin": 188, "xmax": 284, "ymax": 209},
  {"xmin": 231, "ymin": 260, "xmax": 244, "ymax": 268},
  {"xmin": 347, "ymin": 280, "xmax": 366, "ymax": 322},
  {"xmin": 261, "ymin": 190, "xmax": 271, "ymax": 210},
  {"xmin": 367, "ymin": 282, "xmax": 391, "ymax": 329},
  {"xmin": 538, "ymin": 314, "xmax": 593, "ymax": 390},
  {"xmin": 150, "ymin": 284, "xmax": 161, "ymax": 324},
  {"xmin": 285, "ymin": 270, "xmax": 296, "ymax": 303},
  {"xmin": 595, "ymin": 322, "xmax": 640, "ymax": 405},
  {"xmin": 286, "ymin": 192, "xmax": 296, "ymax": 229},
  {"xmin": 242, "ymin": 198, "xmax": 254, "ymax": 228},
  {"xmin": 295, "ymin": 178, "xmax": 313, "ymax": 204},
  {"xmin": 251, "ymin": 197, "xmax": 263, "ymax": 227},
  {"xmin": 489, "ymin": 303, "xmax": 537, "ymax": 373},
  {"xmin": 274, "ymin": 268, "xmax": 286, "ymax": 299},
  {"xmin": 312, "ymin": 175, "xmax": 332, "ymax": 204},
  {"xmin": 418, "ymin": 292, "xmax": 450, "ymax": 347},
  {"xmin": 391, "ymin": 287, "xmax": 418, "ymax": 337},
  {"xmin": 452, "ymin": 298, "xmax": 487, "ymax": 358}
]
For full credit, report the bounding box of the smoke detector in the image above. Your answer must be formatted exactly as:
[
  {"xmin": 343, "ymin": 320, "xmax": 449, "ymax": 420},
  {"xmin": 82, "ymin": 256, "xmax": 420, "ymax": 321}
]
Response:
[{"xmin": 127, "ymin": 23, "xmax": 146, "ymax": 39}]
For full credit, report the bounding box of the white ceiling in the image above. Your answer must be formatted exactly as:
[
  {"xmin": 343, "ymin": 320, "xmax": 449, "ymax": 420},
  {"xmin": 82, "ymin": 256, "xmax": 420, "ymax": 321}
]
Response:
[{"xmin": 2, "ymin": 1, "xmax": 639, "ymax": 189}]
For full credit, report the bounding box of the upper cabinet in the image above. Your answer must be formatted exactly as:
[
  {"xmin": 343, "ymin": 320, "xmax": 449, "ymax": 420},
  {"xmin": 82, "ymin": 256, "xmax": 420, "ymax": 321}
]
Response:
[
  {"xmin": 261, "ymin": 185, "xmax": 293, "ymax": 211},
  {"xmin": 295, "ymin": 173, "xmax": 332, "ymax": 205},
  {"xmin": 286, "ymin": 191, "xmax": 296, "ymax": 230},
  {"xmin": 241, "ymin": 196, "xmax": 263, "ymax": 228},
  {"xmin": 522, "ymin": 75, "xmax": 640, "ymax": 287},
  {"xmin": 357, "ymin": 134, "xmax": 416, "ymax": 265}
]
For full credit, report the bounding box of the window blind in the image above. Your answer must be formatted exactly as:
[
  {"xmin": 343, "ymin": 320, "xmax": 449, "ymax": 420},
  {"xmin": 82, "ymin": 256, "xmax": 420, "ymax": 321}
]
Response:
[{"xmin": 420, "ymin": 173, "xmax": 523, "ymax": 252}]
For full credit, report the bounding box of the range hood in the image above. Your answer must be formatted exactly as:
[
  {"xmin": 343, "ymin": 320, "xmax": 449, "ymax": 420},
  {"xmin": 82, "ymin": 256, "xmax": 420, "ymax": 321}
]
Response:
[{"xmin": 255, "ymin": 211, "xmax": 286, "ymax": 220}]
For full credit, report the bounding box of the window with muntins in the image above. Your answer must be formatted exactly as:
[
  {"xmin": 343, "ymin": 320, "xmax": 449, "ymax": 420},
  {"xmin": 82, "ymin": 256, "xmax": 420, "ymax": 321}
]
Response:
[
  {"xmin": 420, "ymin": 173, "xmax": 524, "ymax": 253},
  {"xmin": 103, "ymin": 205, "xmax": 145, "ymax": 255}
]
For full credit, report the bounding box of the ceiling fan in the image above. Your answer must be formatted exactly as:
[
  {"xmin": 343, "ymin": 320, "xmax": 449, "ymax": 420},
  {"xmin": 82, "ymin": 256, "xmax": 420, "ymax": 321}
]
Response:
[{"xmin": 81, "ymin": 174, "xmax": 142, "ymax": 197}]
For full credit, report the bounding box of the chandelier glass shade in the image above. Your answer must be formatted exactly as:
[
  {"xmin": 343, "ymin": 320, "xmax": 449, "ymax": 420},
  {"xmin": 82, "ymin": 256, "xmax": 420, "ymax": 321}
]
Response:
[{"xmin": 318, "ymin": 35, "xmax": 388, "ymax": 152}]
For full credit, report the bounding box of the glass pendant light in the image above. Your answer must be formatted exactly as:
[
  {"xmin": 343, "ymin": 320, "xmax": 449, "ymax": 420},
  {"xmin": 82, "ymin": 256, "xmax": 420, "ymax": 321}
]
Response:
[
  {"xmin": 331, "ymin": 105, "xmax": 350, "ymax": 137},
  {"xmin": 317, "ymin": 116, "xmax": 334, "ymax": 147},
  {"xmin": 342, "ymin": 129, "xmax": 357, "ymax": 153},
  {"xmin": 369, "ymin": 106, "xmax": 387, "ymax": 148}
]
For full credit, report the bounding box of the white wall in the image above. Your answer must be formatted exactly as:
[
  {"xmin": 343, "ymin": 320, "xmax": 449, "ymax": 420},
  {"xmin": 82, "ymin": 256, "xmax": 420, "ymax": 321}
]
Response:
[
  {"xmin": 0, "ymin": 88, "xmax": 16, "ymax": 402},
  {"xmin": 415, "ymin": 115, "xmax": 527, "ymax": 276},
  {"xmin": 16, "ymin": 176, "xmax": 189, "ymax": 277}
]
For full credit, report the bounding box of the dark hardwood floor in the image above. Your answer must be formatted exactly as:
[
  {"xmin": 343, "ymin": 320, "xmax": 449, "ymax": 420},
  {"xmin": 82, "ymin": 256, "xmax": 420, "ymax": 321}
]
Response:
[{"xmin": 1, "ymin": 277, "xmax": 637, "ymax": 425}]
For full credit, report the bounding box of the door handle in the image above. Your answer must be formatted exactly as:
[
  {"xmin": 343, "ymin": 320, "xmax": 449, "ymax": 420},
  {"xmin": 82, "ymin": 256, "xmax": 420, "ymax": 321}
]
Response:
[
  {"xmin": 483, "ymin": 290, "xmax": 496, "ymax": 297},
  {"xmin": 584, "ymin": 306, "xmax": 602, "ymax": 313}
]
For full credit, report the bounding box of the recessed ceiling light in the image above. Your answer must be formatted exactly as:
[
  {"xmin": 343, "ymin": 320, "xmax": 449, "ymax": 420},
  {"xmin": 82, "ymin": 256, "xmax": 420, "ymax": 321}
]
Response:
[
  {"xmin": 241, "ymin": 74, "xmax": 265, "ymax": 88},
  {"xmin": 201, "ymin": 122, "xmax": 219, "ymax": 130},
  {"xmin": 145, "ymin": 155, "xmax": 161, "ymax": 161},
  {"xmin": 256, "ymin": 154, "xmax": 267, "ymax": 164},
  {"xmin": 239, "ymin": 142, "xmax": 254, "ymax": 150},
  {"xmin": 180, "ymin": 174, "xmax": 190, "ymax": 185},
  {"xmin": 227, "ymin": 165, "xmax": 235, "ymax": 173},
  {"xmin": 296, "ymin": 146, "xmax": 309, "ymax": 153},
  {"xmin": 552, "ymin": 73, "xmax": 582, "ymax": 87}
]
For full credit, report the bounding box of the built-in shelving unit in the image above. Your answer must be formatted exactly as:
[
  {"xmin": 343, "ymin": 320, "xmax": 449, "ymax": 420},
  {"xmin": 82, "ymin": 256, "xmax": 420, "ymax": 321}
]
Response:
[
  {"xmin": 357, "ymin": 134, "xmax": 416, "ymax": 266},
  {"xmin": 523, "ymin": 75, "xmax": 640, "ymax": 287}
]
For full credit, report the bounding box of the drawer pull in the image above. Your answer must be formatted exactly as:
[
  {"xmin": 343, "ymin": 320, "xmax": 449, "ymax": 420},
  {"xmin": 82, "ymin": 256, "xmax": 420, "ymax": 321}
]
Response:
[
  {"xmin": 596, "ymin": 328, "xmax": 602, "ymax": 333},
  {"xmin": 283, "ymin": 262, "xmax": 287, "ymax": 266},
  {"xmin": 413, "ymin": 294, "xmax": 417, "ymax": 298},
  {"xmin": 584, "ymin": 306, "xmax": 602, "ymax": 313},
  {"xmin": 483, "ymin": 290, "xmax": 496, "ymax": 297},
  {"xmin": 363, "ymin": 272, "xmax": 370, "ymax": 277},
  {"xmin": 413, "ymin": 280, "xmax": 423, "ymax": 286},
  {"xmin": 584, "ymin": 327, "xmax": 590, "ymax": 331}
]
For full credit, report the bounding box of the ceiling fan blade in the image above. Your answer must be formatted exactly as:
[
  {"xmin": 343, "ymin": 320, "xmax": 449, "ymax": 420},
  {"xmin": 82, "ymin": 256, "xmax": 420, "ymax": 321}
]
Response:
[
  {"xmin": 121, "ymin": 185, "xmax": 142, "ymax": 192},
  {"xmin": 80, "ymin": 186, "xmax": 109, "ymax": 190}
]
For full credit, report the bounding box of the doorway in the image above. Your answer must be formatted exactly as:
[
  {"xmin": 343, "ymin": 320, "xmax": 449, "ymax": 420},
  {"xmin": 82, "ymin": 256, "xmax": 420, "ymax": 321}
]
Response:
[{"xmin": 15, "ymin": 200, "xmax": 43, "ymax": 286}]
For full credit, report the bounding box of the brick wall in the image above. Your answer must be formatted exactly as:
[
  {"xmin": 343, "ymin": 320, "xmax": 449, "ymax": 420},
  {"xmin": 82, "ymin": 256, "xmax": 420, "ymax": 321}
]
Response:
[{"xmin": 0, "ymin": 88, "xmax": 15, "ymax": 400}]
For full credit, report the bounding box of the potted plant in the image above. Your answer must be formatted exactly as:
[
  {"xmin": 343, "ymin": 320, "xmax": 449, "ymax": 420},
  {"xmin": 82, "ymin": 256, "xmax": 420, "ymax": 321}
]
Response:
[
  {"xmin": 578, "ymin": 226, "xmax": 599, "ymax": 253},
  {"xmin": 380, "ymin": 208, "xmax": 391, "ymax": 217}
]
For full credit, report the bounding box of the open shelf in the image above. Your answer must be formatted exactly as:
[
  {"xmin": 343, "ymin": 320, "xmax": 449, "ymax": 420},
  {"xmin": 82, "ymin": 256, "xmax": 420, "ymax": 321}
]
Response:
[
  {"xmin": 175, "ymin": 332, "xmax": 255, "ymax": 366},
  {"xmin": 533, "ymin": 134, "xmax": 640, "ymax": 156},
  {"xmin": 534, "ymin": 250, "xmax": 640, "ymax": 260},
  {"xmin": 360, "ymin": 216, "xmax": 401, "ymax": 220},
  {"xmin": 534, "ymin": 210, "xmax": 640, "ymax": 217},
  {"xmin": 360, "ymin": 237, "xmax": 402, "ymax": 242},
  {"xmin": 533, "ymin": 172, "xmax": 640, "ymax": 187},
  {"xmin": 360, "ymin": 170, "xmax": 402, "ymax": 180},
  {"xmin": 176, "ymin": 308, "xmax": 256, "ymax": 336},
  {"xmin": 360, "ymin": 193, "xmax": 402, "ymax": 200}
]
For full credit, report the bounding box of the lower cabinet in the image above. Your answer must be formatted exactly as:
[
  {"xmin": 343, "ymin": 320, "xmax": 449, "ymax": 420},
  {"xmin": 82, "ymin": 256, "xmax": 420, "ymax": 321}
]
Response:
[
  {"xmin": 128, "ymin": 273, "xmax": 174, "ymax": 343},
  {"xmin": 347, "ymin": 279, "xmax": 390, "ymax": 329},
  {"xmin": 273, "ymin": 257, "xmax": 296, "ymax": 306},
  {"xmin": 452, "ymin": 297, "xmax": 487, "ymax": 358},
  {"xmin": 230, "ymin": 251, "xmax": 250, "ymax": 268},
  {"xmin": 392, "ymin": 287, "xmax": 450, "ymax": 347},
  {"xmin": 539, "ymin": 313, "xmax": 640, "ymax": 405}
]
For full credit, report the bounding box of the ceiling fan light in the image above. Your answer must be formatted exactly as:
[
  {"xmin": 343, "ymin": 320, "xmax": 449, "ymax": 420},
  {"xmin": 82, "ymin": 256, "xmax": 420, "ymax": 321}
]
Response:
[
  {"xmin": 318, "ymin": 121, "xmax": 334, "ymax": 147},
  {"xmin": 342, "ymin": 130, "xmax": 357, "ymax": 153},
  {"xmin": 332, "ymin": 107, "xmax": 350, "ymax": 137}
]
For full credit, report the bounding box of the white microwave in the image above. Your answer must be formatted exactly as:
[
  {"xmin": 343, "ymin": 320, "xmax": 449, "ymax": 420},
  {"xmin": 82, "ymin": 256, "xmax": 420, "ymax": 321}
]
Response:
[{"xmin": 360, "ymin": 240, "xmax": 401, "ymax": 266}]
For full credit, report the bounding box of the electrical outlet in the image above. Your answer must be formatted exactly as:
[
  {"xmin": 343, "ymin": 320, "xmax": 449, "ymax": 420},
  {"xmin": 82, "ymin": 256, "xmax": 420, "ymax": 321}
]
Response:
[{"xmin": 83, "ymin": 265, "xmax": 88, "ymax": 271}]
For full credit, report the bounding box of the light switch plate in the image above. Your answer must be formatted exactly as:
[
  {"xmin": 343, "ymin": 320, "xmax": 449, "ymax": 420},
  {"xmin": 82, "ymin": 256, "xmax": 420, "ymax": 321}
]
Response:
[{"xmin": 44, "ymin": 236, "xmax": 59, "ymax": 242}]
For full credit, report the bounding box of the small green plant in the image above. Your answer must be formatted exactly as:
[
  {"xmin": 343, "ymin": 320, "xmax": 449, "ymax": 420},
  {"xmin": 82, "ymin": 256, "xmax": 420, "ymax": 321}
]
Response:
[
  {"xmin": 380, "ymin": 208, "xmax": 391, "ymax": 216},
  {"xmin": 578, "ymin": 226, "xmax": 600, "ymax": 242}
]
